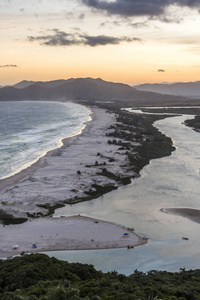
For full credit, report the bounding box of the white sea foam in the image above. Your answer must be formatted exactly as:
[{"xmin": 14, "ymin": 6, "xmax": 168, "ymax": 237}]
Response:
[{"xmin": 0, "ymin": 101, "xmax": 90, "ymax": 179}]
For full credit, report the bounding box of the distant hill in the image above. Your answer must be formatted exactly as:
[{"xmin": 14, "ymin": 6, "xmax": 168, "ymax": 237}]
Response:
[
  {"xmin": 0, "ymin": 77, "xmax": 199, "ymax": 107},
  {"xmin": 34, "ymin": 79, "xmax": 67, "ymax": 88},
  {"xmin": 13, "ymin": 79, "xmax": 73, "ymax": 89},
  {"xmin": 13, "ymin": 80, "xmax": 36, "ymax": 89},
  {"xmin": 135, "ymin": 81, "xmax": 200, "ymax": 97}
]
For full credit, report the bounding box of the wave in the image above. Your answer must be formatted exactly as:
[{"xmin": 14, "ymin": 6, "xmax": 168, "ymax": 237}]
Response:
[{"xmin": 0, "ymin": 101, "xmax": 91, "ymax": 179}]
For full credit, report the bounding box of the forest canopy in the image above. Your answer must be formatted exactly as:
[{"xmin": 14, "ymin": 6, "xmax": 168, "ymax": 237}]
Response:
[{"xmin": 0, "ymin": 253, "xmax": 200, "ymax": 299}]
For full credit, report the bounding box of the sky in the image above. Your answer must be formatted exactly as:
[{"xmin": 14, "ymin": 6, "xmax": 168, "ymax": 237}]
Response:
[{"xmin": 1, "ymin": 0, "xmax": 200, "ymax": 86}]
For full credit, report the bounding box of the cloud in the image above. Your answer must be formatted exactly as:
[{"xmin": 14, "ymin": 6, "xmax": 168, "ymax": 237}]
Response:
[
  {"xmin": 81, "ymin": 0, "xmax": 200, "ymax": 19},
  {"xmin": 82, "ymin": 35, "xmax": 141, "ymax": 46},
  {"xmin": 130, "ymin": 21, "xmax": 149, "ymax": 29},
  {"xmin": 158, "ymin": 69, "xmax": 165, "ymax": 72},
  {"xmin": 79, "ymin": 13, "xmax": 85, "ymax": 20},
  {"xmin": 28, "ymin": 29, "xmax": 79, "ymax": 46},
  {"xmin": 0, "ymin": 64, "xmax": 18, "ymax": 68},
  {"xmin": 185, "ymin": 46, "xmax": 200, "ymax": 54},
  {"xmin": 28, "ymin": 29, "xmax": 142, "ymax": 47}
]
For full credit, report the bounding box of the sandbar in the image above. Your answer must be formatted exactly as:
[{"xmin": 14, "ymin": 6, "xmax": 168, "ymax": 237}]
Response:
[
  {"xmin": 0, "ymin": 215, "xmax": 147, "ymax": 258},
  {"xmin": 162, "ymin": 208, "xmax": 200, "ymax": 224}
]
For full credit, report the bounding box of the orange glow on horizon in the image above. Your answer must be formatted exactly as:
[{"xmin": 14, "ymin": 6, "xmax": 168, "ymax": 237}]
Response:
[
  {"xmin": 1, "ymin": 1, "xmax": 200, "ymax": 87},
  {"xmin": 1, "ymin": 62, "xmax": 200, "ymax": 87}
]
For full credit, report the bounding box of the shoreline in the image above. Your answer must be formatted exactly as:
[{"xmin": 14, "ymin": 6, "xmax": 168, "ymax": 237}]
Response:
[
  {"xmin": 0, "ymin": 215, "xmax": 148, "ymax": 258},
  {"xmin": 0, "ymin": 106, "xmax": 121, "ymax": 220},
  {"xmin": 0, "ymin": 104, "xmax": 92, "ymax": 192}
]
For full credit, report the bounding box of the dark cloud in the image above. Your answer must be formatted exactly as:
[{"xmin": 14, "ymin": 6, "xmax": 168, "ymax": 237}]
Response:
[
  {"xmin": 82, "ymin": 34, "xmax": 141, "ymax": 46},
  {"xmin": 0, "ymin": 64, "xmax": 18, "ymax": 68},
  {"xmin": 28, "ymin": 29, "xmax": 78, "ymax": 46},
  {"xmin": 99, "ymin": 20, "xmax": 120, "ymax": 29},
  {"xmin": 130, "ymin": 21, "xmax": 148, "ymax": 29},
  {"xmin": 158, "ymin": 69, "xmax": 165, "ymax": 72},
  {"xmin": 81, "ymin": 0, "xmax": 200, "ymax": 19},
  {"xmin": 28, "ymin": 29, "xmax": 142, "ymax": 47},
  {"xmin": 150, "ymin": 14, "xmax": 183, "ymax": 23}
]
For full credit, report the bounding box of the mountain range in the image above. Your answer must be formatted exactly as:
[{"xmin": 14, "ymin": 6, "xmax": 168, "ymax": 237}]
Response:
[
  {"xmin": 0, "ymin": 78, "xmax": 200, "ymax": 107},
  {"xmin": 135, "ymin": 81, "xmax": 200, "ymax": 97}
]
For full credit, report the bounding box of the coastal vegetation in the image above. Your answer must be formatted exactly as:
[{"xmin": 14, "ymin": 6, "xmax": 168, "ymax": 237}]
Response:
[
  {"xmin": 107, "ymin": 109, "xmax": 175, "ymax": 174},
  {"xmin": 138, "ymin": 107, "xmax": 200, "ymax": 115},
  {"xmin": 184, "ymin": 115, "xmax": 200, "ymax": 132},
  {"xmin": 0, "ymin": 209, "xmax": 27, "ymax": 225},
  {"xmin": 0, "ymin": 253, "xmax": 200, "ymax": 299}
]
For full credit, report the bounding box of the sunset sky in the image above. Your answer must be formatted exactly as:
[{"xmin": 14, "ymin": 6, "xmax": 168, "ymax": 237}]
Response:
[{"xmin": 1, "ymin": 0, "xmax": 200, "ymax": 86}]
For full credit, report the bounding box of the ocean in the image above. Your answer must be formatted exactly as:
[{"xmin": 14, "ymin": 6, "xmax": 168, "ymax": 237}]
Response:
[{"xmin": 0, "ymin": 101, "xmax": 91, "ymax": 179}]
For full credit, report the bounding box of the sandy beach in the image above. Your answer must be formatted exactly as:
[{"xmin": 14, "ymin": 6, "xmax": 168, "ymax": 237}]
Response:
[
  {"xmin": 162, "ymin": 208, "xmax": 200, "ymax": 224},
  {"xmin": 0, "ymin": 215, "xmax": 147, "ymax": 258}
]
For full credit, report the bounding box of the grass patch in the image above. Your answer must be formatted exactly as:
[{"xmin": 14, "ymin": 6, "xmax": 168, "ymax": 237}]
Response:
[{"xmin": 0, "ymin": 209, "xmax": 27, "ymax": 225}]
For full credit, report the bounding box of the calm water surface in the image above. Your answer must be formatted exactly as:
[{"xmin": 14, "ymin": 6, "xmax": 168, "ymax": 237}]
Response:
[{"xmin": 52, "ymin": 111, "xmax": 200, "ymax": 274}]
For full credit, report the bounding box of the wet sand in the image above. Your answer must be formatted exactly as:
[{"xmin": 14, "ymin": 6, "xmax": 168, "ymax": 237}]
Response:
[{"xmin": 162, "ymin": 208, "xmax": 200, "ymax": 224}]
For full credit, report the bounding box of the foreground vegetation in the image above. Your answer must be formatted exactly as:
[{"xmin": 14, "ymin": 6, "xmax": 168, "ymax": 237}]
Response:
[{"xmin": 0, "ymin": 253, "xmax": 200, "ymax": 300}]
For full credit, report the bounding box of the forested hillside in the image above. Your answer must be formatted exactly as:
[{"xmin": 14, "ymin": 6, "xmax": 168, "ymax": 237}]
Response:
[{"xmin": 0, "ymin": 253, "xmax": 200, "ymax": 299}]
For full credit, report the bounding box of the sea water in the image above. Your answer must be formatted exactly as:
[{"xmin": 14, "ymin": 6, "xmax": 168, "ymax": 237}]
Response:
[{"xmin": 0, "ymin": 101, "xmax": 91, "ymax": 179}]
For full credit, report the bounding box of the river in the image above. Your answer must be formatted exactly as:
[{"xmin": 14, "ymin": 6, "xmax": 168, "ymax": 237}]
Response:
[{"xmin": 51, "ymin": 111, "xmax": 200, "ymax": 274}]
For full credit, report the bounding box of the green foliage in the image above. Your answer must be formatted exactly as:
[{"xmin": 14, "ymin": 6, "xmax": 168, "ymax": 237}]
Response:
[
  {"xmin": 0, "ymin": 254, "xmax": 200, "ymax": 299},
  {"xmin": 0, "ymin": 254, "xmax": 200, "ymax": 300},
  {"xmin": 110, "ymin": 110, "xmax": 175, "ymax": 174},
  {"xmin": 0, "ymin": 209, "xmax": 27, "ymax": 225}
]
